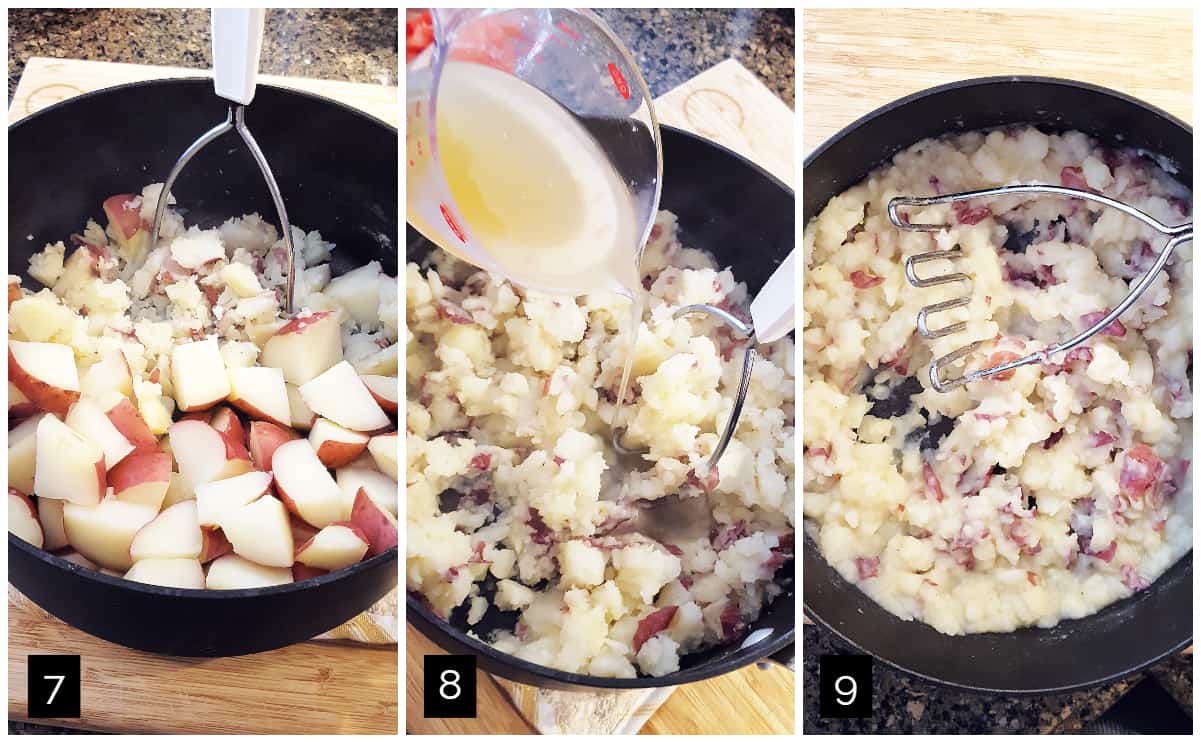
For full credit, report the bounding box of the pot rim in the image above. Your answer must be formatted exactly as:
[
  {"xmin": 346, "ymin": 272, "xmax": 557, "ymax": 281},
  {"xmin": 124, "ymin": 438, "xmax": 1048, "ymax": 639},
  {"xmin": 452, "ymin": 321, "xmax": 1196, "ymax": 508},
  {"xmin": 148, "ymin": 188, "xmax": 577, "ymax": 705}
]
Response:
[{"xmin": 804, "ymin": 74, "xmax": 1192, "ymax": 171}]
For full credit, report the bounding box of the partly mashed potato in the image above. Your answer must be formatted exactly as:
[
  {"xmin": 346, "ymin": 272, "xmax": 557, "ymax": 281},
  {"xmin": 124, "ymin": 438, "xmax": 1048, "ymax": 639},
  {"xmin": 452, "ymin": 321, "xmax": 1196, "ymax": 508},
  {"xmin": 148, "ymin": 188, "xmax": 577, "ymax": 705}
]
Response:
[
  {"xmin": 407, "ymin": 211, "xmax": 795, "ymax": 676},
  {"xmin": 803, "ymin": 127, "xmax": 1192, "ymax": 635}
]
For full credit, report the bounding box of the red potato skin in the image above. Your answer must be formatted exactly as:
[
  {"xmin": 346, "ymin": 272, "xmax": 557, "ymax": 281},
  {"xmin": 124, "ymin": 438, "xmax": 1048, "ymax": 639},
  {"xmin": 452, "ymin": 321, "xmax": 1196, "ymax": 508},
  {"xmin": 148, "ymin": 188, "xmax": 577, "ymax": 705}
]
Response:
[
  {"xmin": 313, "ymin": 439, "xmax": 368, "ymax": 469},
  {"xmin": 362, "ymin": 378, "xmax": 399, "ymax": 414},
  {"xmin": 209, "ymin": 406, "xmax": 247, "ymax": 447},
  {"xmin": 330, "ymin": 520, "xmax": 369, "ymax": 542},
  {"xmin": 10, "ymin": 400, "xmax": 40, "ymax": 421},
  {"xmin": 275, "ymin": 311, "xmax": 333, "ymax": 337},
  {"xmin": 105, "ymin": 398, "xmax": 159, "ymax": 451},
  {"xmin": 274, "ymin": 482, "xmax": 305, "ymax": 525},
  {"xmin": 293, "ymin": 521, "xmax": 369, "ymax": 558},
  {"xmin": 200, "ymin": 527, "xmax": 233, "ymax": 563},
  {"xmin": 178, "ymin": 388, "xmax": 230, "ymax": 413},
  {"xmin": 248, "ymin": 421, "xmax": 299, "ymax": 471},
  {"xmin": 221, "ymin": 430, "xmax": 253, "ymax": 464},
  {"xmin": 9, "ymin": 349, "xmax": 80, "ymax": 416},
  {"xmin": 367, "ymin": 392, "xmax": 398, "ymax": 415},
  {"xmin": 289, "ymin": 515, "xmax": 320, "ymax": 544},
  {"xmin": 9, "ymin": 487, "xmax": 37, "ymax": 515},
  {"xmin": 351, "ymin": 487, "xmax": 398, "ymax": 557},
  {"xmin": 102, "ymin": 194, "xmax": 145, "ymax": 240},
  {"xmin": 8, "ymin": 488, "xmax": 43, "ymax": 548},
  {"xmin": 107, "ymin": 451, "xmax": 171, "ymax": 498},
  {"xmin": 227, "ymin": 396, "xmax": 289, "ymax": 428},
  {"xmin": 292, "ymin": 564, "xmax": 329, "ymax": 581},
  {"xmin": 86, "ymin": 459, "xmax": 107, "ymax": 506}
]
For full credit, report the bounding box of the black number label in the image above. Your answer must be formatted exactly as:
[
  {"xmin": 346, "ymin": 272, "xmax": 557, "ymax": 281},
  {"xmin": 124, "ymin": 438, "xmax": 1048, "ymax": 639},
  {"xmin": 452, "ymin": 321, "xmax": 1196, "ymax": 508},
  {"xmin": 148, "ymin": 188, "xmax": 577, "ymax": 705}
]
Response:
[
  {"xmin": 424, "ymin": 655, "xmax": 476, "ymax": 718},
  {"xmin": 28, "ymin": 655, "xmax": 81, "ymax": 718},
  {"xmin": 819, "ymin": 654, "xmax": 872, "ymax": 719}
]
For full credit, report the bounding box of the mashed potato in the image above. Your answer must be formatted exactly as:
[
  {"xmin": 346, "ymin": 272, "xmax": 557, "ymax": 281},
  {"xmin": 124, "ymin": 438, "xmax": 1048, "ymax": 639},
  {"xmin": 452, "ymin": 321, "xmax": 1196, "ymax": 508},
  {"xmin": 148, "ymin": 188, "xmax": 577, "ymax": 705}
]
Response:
[
  {"xmin": 803, "ymin": 128, "xmax": 1192, "ymax": 635},
  {"xmin": 407, "ymin": 211, "xmax": 795, "ymax": 676}
]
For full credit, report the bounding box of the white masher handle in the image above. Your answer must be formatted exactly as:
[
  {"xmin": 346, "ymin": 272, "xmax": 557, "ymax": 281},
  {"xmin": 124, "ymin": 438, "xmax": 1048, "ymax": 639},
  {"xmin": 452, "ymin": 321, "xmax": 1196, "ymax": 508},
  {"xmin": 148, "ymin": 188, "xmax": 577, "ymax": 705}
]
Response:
[
  {"xmin": 750, "ymin": 249, "xmax": 795, "ymax": 344},
  {"xmin": 211, "ymin": 8, "xmax": 265, "ymax": 105}
]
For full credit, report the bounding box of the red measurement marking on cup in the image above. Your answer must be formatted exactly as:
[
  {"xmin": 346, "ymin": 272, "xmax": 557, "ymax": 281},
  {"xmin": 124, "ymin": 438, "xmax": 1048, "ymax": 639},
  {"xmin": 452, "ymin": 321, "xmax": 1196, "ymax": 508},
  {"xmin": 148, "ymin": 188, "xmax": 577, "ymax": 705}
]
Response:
[
  {"xmin": 440, "ymin": 204, "xmax": 467, "ymax": 243},
  {"xmin": 608, "ymin": 63, "xmax": 630, "ymax": 100},
  {"xmin": 415, "ymin": 101, "xmax": 422, "ymax": 118},
  {"xmin": 557, "ymin": 22, "xmax": 580, "ymax": 40},
  {"xmin": 408, "ymin": 160, "xmax": 415, "ymax": 167}
]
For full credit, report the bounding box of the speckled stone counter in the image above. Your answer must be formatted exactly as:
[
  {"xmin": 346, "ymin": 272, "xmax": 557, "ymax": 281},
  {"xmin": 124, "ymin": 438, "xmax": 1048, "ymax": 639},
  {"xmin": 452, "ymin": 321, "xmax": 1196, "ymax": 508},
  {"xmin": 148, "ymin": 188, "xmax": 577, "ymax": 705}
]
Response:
[
  {"xmin": 596, "ymin": 8, "xmax": 793, "ymax": 106},
  {"xmin": 803, "ymin": 624, "xmax": 1191, "ymax": 732},
  {"xmin": 8, "ymin": 8, "xmax": 397, "ymax": 101}
]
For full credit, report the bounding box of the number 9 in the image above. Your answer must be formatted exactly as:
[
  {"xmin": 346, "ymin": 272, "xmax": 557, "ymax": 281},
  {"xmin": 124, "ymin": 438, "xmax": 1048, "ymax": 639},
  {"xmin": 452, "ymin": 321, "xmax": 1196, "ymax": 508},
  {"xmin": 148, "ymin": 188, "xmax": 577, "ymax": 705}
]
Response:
[{"xmin": 834, "ymin": 674, "xmax": 857, "ymax": 706}]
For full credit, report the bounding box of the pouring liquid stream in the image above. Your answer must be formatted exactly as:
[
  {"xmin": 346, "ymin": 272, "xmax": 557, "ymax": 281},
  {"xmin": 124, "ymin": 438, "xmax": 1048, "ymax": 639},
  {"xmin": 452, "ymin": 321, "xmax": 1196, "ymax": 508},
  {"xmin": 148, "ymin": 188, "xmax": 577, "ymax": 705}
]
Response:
[{"xmin": 406, "ymin": 61, "xmax": 647, "ymax": 457}]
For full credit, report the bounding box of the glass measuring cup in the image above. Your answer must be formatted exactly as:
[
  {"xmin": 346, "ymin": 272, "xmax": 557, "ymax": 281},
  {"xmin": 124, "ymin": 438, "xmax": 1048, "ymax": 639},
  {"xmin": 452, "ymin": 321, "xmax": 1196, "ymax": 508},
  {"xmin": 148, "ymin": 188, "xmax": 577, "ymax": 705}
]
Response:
[{"xmin": 405, "ymin": 8, "xmax": 662, "ymax": 296}]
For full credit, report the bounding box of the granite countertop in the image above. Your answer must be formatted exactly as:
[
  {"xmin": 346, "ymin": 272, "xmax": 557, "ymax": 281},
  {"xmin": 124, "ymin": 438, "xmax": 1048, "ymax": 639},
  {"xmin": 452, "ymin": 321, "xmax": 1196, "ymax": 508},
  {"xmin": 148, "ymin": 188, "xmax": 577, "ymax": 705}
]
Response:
[
  {"xmin": 596, "ymin": 8, "xmax": 793, "ymax": 107},
  {"xmin": 804, "ymin": 625, "xmax": 1192, "ymax": 732},
  {"xmin": 8, "ymin": 8, "xmax": 397, "ymax": 101}
]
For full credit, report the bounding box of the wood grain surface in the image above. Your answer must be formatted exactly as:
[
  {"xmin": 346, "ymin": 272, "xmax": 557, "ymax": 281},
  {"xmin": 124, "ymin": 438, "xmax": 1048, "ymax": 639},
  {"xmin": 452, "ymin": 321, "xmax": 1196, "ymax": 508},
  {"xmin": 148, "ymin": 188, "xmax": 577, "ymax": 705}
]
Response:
[
  {"xmin": 406, "ymin": 625, "xmax": 537, "ymax": 735},
  {"xmin": 7, "ymin": 58, "xmax": 398, "ymax": 735},
  {"xmin": 9, "ymin": 589, "xmax": 397, "ymax": 734},
  {"xmin": 405, "ymin": 57, "xmax": 796, "ymax": 735},
  {"xmin": 407, "ymin": 626, "xmax": 794, "ymax": 735},
  {"xmin": 803, "ymin": 8, "xmax": 1193, "ymax": 153}
]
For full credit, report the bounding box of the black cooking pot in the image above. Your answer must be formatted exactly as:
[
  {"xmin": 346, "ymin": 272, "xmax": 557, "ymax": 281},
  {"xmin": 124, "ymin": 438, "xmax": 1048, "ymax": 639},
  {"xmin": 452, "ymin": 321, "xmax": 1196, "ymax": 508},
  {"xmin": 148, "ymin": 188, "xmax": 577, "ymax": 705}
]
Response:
[
  {"xmin": 803, "ymin": 76, "xmax": 1192, "ymax": 693},
  {"xmin": 8, "ymin": 79, "xmax": 399, "ymax": 657},
  {"xmin": 407, "ymin": 125, "xmax": 795, "ymax": 689}
]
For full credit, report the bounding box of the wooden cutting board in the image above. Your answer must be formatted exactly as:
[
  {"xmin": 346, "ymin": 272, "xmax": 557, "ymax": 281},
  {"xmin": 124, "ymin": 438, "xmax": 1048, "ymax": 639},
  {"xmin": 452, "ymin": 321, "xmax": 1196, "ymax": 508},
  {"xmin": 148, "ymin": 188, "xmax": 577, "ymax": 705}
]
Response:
[
  {"xmin": 803, "ymin": 8, "xmax": 1192, "ymax": 154},
  {"xmin": 7, "ymin": 58, "xmax": 398, "ymax": 735},
  {"xmin": 405, "ymin": 58, "xmax": 796, "ymax": 735}
]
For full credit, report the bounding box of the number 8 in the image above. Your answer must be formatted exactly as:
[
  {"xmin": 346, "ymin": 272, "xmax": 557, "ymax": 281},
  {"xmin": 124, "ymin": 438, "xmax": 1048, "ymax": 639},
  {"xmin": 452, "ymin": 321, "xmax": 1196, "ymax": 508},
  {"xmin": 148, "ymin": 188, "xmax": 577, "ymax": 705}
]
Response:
[
  {"xmin": 439, "ymin": 669, "xmax": 462, "ymax": 700},
  {"xmin": 834, "ymin": 674, "xmax": 857, "ymax": 706}
]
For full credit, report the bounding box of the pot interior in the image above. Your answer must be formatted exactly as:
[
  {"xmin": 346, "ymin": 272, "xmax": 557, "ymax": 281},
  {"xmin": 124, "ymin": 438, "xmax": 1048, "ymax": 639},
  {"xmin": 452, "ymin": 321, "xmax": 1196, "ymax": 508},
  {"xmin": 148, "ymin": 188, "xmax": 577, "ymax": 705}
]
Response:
[
  {"xmin": 406, "ymin": 125, "xmax": 796, "ymax": 688},
  {"xmin": 802, "ymin": 77, "xmax": 1193, "ymax": 692}
]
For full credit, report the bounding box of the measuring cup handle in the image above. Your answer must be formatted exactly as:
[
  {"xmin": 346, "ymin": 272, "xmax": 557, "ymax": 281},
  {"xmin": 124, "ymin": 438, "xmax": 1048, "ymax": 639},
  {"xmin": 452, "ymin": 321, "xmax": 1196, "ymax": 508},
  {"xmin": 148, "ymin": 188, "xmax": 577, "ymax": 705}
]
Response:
[
  {"xmin": 750, "ymin": 250, "xmax": 796, "ymax": 344},
  {"xmin": 211, "ymin": 8, "xmax": 265, "ymax": 105}
]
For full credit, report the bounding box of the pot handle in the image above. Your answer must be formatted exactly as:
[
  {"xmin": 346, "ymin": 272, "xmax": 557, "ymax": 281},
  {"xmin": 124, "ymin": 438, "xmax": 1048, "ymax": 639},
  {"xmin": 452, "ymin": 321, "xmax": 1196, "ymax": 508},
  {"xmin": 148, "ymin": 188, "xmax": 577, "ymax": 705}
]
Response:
[{"xmin": 758, "ymin": 643, "xmax": 795, "ymax": 672}]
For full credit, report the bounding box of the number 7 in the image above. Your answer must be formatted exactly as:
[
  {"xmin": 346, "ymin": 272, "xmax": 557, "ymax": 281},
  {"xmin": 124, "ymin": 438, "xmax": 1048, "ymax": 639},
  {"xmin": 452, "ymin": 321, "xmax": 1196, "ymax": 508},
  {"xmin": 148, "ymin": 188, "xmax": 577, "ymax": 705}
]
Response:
[{"xmin": 44, "ymin": 675, "xmax": 66, "ymax": 704}]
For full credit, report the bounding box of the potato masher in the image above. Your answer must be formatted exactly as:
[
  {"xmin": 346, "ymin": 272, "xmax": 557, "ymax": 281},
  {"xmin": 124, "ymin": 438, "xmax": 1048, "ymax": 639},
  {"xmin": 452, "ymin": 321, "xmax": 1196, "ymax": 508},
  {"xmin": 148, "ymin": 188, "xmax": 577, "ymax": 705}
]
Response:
[
  {"xmin": 888, "ymin": 184, "xmax": 1192, "ymax": 392},
  {"xmin": 614, "ymin": 249, "xmax": 796, "ymax": 469},
  {"xmin": 150, "ymin": 8, "xmax": 298, "ymax": 314}
]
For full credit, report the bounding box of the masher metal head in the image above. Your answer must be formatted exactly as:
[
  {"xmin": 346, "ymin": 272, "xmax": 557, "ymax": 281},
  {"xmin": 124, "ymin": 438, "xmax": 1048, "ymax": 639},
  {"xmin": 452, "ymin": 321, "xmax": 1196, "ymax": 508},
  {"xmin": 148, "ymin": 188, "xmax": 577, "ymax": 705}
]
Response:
[
  {"xmin": 888, "ymin": 184, "xmax": 1193, "ymax": 392},
  {"xmin": 611, "ymin": 250, "xmax": 795, "ymax": 470},
  {"xmin": 149, "ymin": 9, "xmax": 298, "ymax": 315},
  {"xmin": 611, "ymin": 304, "xmax": 757, "ymax": 470}
]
